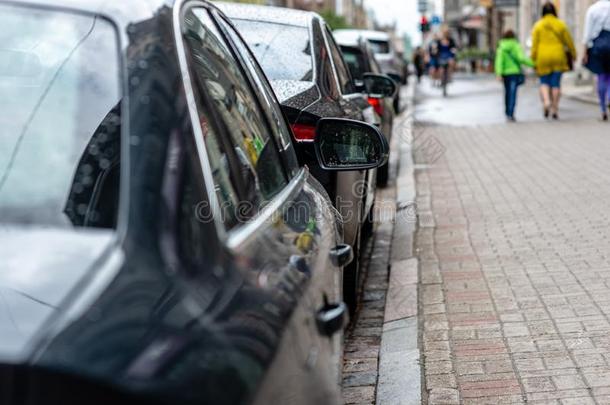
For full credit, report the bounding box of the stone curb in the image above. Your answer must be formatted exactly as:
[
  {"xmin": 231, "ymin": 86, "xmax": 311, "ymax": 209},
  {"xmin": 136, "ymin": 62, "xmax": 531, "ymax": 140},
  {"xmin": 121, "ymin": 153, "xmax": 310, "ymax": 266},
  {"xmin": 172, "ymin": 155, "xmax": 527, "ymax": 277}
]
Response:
[{"xmin": 376, "ymin": 85, "xmax": 421, "ymax": 405}]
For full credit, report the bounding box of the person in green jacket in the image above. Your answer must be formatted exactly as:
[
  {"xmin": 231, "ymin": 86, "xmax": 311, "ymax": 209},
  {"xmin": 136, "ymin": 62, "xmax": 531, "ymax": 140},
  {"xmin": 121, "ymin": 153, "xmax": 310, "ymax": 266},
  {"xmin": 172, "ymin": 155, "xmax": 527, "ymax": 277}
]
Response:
[{"xmin": 495, "ymin": 29, "xmax": 535, "ymax": 121}]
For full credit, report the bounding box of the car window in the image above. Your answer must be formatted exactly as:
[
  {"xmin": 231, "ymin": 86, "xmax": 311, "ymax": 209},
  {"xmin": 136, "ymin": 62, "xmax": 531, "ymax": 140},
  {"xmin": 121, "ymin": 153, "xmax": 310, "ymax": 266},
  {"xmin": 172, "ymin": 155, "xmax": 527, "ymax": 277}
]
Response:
[
  {"xmin": 368, "ymin": 39, "xmax": 390, "ymax": 54},
  {"xmin": 231, "ymin": 19, "xmax": 313, "ymax": 82},
  {"xmin": 368, "ymin": 50, "xmax": 382, "ymax": 74},
  {"xmin": 215, "ymin": 14, "xmax": 300, "ymax": 178},
  {"xmin": 324, "ymin": 26, "xmax": 355, "ymax": 94},
  {"xmin": 0, "ymin": 4, "xmax": 122, "ymax": 229},
  {"xmin": 182, "ymin": 8, "xmax": 288, "ymax": 225},
  {"xmin": 340, "ymin": 46, "xmax": 367, "ymax": 81}
]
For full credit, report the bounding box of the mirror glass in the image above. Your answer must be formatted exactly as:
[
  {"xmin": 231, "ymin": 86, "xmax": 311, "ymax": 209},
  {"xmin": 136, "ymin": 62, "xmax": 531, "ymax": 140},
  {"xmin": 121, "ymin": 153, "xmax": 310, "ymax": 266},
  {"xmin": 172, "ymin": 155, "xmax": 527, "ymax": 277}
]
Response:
[
  {"xmin": 316, "ymin": 119, "xmax": 385, "ymax": 170},
  {"xmin": 363, "ymin": 73, "xmax": 397, "ymax": 98}
]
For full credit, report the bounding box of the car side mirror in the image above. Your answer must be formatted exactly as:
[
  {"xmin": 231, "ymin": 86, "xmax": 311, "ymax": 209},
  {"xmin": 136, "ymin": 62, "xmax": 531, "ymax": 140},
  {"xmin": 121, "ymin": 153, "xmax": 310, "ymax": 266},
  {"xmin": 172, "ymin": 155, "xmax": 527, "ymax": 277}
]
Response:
[
  {"xmin": 385, "ymin": 73, "xmax": 402, "ymax": 85},
  {"xmin": 363, "ymin": 73, "xmax": 397, "ymax": 98},
  {"xmin": 314, "ymin": 118, "xmax": 389, "ymax": 171}
]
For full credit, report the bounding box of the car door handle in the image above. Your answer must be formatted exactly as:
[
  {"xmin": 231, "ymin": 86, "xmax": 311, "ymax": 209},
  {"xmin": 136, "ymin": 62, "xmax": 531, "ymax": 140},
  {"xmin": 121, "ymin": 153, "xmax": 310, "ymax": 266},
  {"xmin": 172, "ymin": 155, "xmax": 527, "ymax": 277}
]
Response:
[
  {"xmin": 316, "ymin": 297, "xmax": 348, "ymax": 337},
  {"xmin": 289, "ymin": 255, "xmax": 310, "ymax": 275},
  {"xmin": 329, "ymin": 244, "xmax": 353, "ymax": 267}
]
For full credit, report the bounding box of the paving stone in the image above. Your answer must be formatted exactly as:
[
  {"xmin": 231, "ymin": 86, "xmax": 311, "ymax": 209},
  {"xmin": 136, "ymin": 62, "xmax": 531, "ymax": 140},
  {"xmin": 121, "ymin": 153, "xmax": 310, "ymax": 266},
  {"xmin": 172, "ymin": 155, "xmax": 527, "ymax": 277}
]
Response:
[
  {"xmin": 343, "ymin": 371, "xmax": 378, "ymax": 388},
  {"xmin": 343, "ymin": 358, "xmax": 378, "ymax": 374},
  {"xmin": 428, "ymin": 388, "xmax": 460, "ymax": 404},
  {"xmin": 416, "ymin": 116, "xmax": 610, "ymax": 404},
  {"xmin": 343, "ymin": 386, "xmax": 375, "ymax": 404}
]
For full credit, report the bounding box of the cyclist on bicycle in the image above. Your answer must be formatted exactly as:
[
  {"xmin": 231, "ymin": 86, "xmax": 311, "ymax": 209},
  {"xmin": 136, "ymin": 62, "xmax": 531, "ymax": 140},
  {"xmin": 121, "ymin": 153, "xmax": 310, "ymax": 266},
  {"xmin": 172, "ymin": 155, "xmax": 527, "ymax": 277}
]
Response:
[{"xmin": 436, "ymin": 27, "xmax": 458, "ymax": 82}]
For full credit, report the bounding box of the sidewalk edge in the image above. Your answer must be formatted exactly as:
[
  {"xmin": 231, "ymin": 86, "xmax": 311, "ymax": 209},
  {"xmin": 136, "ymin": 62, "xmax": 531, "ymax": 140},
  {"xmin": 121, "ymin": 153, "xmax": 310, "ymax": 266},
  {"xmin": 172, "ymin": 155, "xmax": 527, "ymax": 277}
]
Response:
[{"xmin": 376, "ymin": 84, "xmax": 421, "ymax": 405}]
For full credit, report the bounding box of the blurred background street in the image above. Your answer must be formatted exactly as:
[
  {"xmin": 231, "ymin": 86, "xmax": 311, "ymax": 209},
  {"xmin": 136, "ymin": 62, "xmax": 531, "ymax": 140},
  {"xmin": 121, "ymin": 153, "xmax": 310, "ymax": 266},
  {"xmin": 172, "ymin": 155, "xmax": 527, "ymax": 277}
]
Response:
[{"xmin": 415, "ymin": 73, "xmax": 600, "ymax": 125}]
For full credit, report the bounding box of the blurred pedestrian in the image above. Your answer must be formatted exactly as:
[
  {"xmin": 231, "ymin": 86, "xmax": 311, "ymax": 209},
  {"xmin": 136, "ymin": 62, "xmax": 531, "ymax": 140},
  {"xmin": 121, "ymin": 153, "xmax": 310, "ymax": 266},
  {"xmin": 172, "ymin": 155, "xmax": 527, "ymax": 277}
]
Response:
[
  {"xmin": 582, "ymin": 0, "xmax": 610, "ymax": 121},
  {"xmin": 531, "ymin": 2, "xmax": 577, "ymax": 120},
  {"xmin": 495, "ymin": 29, "xmax": 535, "ymax": 122},
  {"xmin": 413, "ymin": 46, "xmax": 426, "ymax": 83},
  {"xmin": 428, "ymin": 34, "xmax": 440, "ymax": 85}
]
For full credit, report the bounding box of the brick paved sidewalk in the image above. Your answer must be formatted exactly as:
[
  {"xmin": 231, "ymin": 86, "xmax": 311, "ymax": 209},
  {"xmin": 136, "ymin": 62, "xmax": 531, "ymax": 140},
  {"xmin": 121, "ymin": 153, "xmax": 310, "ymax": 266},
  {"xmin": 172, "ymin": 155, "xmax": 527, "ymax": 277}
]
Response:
[{"xmin": 417, "ymin": 120, "xmax": 610, "ymax": 404}]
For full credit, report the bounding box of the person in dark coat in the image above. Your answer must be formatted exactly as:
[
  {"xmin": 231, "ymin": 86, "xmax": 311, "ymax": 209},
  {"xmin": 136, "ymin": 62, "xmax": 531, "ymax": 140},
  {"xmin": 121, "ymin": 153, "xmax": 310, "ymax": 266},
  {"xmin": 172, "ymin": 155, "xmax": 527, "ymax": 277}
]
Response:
[{"xmin": 582, "ymin": 0, "xmax": 610, "ymax": 121}]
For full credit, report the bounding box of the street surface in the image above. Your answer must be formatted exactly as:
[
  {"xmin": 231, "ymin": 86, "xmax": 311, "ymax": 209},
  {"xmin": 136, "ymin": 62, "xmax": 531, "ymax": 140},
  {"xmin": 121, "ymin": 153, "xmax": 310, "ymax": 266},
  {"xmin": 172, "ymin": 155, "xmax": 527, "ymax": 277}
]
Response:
[
  {"xmin": 416, "ymin": 74, "xmax": 610, "ymax": 404},
  {"xmin": 415, "ymin": 74, "xmax": 598, "ymax": 125}
]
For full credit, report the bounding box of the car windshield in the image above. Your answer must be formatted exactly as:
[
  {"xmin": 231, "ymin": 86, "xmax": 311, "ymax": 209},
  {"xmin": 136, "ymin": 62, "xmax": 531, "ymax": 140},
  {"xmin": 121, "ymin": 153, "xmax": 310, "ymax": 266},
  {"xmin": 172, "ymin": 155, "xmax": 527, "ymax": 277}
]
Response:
[
  {"xmin": 0, "ymin": 5, "xmax": 122, "ymax": 229},
  {"xmin": 368, "ymin": 39, "xmax": 390, "ymax": 54},
  {"xmin": 232, "ymin": 19, "xmax": 313, "ymax": 82}
]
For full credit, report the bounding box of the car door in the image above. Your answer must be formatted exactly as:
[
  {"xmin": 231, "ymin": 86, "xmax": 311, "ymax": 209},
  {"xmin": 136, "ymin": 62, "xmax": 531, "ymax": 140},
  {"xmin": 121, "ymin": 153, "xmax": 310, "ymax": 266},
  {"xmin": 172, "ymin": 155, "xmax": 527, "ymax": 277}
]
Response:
[
  {"xmin": 321, "ymin": 23, "xmax": 377, "ymax": 227},
  {"xmin": 179, "ymin": 4, "xmax": 343, "ymax": 404}
]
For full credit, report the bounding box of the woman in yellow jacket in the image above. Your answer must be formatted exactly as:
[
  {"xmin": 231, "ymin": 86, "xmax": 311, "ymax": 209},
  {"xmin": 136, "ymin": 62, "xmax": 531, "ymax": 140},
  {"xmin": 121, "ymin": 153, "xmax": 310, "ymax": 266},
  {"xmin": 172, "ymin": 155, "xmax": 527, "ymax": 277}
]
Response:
[{"xmin": 531, "ymin": 2, "xmax": 577, "ymax": 119}]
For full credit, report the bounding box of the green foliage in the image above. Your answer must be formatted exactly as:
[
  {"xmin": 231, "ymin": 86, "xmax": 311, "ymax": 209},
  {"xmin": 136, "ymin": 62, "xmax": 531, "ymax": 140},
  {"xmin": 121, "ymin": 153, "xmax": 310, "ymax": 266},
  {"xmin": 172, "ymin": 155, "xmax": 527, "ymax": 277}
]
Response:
[
  {"xmin": 457, "ymin": 47, "xmax": 492, "ymax": 61},
  {"xmin": 320, "ymin": 9, "xmax": 351, "ymax": 30}
]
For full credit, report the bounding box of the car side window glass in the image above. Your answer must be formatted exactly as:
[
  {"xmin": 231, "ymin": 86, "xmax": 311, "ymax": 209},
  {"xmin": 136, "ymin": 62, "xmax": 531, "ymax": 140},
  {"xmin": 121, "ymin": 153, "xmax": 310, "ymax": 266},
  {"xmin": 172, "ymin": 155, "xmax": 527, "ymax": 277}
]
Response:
[
  {"xmin": 215, "ymin": 15, "xmax": 300, "ymax": 178},
  {"xmin": 341, "ymin": 47, "xmax": 366, "ymax": 81},
  {"xmin": 182, "ymin": 8, "xmax": 288, "ymax": 219},
  {"xmin": 324, "ymin": 26, "xmax": 355, "ymax": 94}
]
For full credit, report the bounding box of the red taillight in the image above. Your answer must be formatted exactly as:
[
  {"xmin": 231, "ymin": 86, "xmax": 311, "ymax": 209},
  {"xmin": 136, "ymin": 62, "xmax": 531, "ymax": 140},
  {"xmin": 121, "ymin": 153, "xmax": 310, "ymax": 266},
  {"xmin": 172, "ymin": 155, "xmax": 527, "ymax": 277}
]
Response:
[
  {"xmin": 290, "ymin": 123, "xmax": 316, "ymax": 142},
  {"xmin": 368, "ymin": 97, "xmax": 384, "ymax": 117}
]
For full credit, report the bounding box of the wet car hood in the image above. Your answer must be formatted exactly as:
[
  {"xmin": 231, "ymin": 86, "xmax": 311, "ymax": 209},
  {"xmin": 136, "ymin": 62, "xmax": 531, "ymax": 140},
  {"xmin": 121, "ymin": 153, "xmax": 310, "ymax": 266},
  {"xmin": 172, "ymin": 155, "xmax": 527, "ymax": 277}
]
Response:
[
  {"xmin": 270, "ymin": 79, "xmax": 320, "ymax": 109},
  {"xmin": 0, "ymin": 226, "xmax": 115, "ymax": 361}
]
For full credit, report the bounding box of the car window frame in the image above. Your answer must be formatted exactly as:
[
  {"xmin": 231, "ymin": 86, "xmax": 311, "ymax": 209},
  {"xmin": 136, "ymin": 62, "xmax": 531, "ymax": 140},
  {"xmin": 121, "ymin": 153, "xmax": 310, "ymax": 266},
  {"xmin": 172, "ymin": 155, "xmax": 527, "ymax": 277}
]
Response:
[
  {"xmin": 174, "ymin": 2, "xmax": 244, "ymax": 239},
  {"xmin": 211, "ymin": 10, "xmax": 300, "ymax": 179},
  {"xmin": 340, "ymin": 45, "xmax": 367, "ymax": 81},
  {"xmin": 187, "ymin": 6, "xmax": 290, "ymax": 202},
  {"xmin": 174, "ymin": 1, "xmax": 303, "ymax": 242},
  {"xmin": 321, "ymin": 21, "xmax": 355, "ymax": 95}
]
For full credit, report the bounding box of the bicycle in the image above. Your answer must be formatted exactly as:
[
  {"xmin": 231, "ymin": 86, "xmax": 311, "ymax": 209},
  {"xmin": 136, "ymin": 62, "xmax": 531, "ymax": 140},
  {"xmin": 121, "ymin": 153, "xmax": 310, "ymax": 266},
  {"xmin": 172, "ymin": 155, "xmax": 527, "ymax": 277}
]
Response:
[{"xmin": 439, "ymin": 60, "xmax": 450, "ymax": 97}]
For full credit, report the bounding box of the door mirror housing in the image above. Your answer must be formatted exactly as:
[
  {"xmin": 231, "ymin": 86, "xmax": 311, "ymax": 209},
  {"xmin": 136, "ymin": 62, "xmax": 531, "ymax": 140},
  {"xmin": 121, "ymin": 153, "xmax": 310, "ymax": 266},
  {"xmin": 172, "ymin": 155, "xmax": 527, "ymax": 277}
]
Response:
[
  {"xmin": 363, "ymin": 73, "xmax": 397, "ymax": 98},
  {"xmin": 385, "ymin": 73, "xmax": 402, "ymax": 85},
  {"xmin": 314, "ymin": 118, "xmax": 389, "ymax": 171}
]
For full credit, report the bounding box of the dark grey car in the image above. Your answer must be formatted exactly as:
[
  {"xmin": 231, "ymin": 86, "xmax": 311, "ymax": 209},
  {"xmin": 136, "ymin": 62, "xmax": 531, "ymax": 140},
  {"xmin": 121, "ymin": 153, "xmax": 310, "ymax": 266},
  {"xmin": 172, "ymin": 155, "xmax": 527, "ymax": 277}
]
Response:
[
  {"xmin": 0, "ymin": 1, "xmax": 387, "ymax": 404},
  {"xmin": 338, "ymin": 39, "xmax": 396, "ymax": 186},
  {"xmin": 216, "ymin": 2, "xmax": 395, "ymax": 312}
]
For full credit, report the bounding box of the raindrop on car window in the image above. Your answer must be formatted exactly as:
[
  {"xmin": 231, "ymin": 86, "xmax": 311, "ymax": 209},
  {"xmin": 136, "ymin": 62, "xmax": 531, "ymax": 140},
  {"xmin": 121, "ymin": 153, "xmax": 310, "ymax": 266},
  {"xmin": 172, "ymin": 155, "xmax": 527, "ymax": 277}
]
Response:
[
  {"xmin": 81, "ymin": 164, "xmax": 93, "ymax": 175},
  {"xmin": 77, "ymin": 204, "xmax": 88, "ymax": 215},
  {"xmin": 81, "ymin": 175, "xmax": 93, "ymax": 186},
  {"xmin": 104, "ymin": 147, "xmax": 115, "ymax": 158}
]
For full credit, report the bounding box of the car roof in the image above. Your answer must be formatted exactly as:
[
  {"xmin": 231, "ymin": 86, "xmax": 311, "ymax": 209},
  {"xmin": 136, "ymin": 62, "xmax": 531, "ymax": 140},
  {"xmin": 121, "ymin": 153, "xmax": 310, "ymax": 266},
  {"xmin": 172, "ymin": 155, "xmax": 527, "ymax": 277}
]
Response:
[
  {"xmin": 333, "ymin": 29, "xmax": 390, "ymax": 42},
  {"xmin": 6, "ymin": 0, "xmax": 173, "ymax": 20},
  {"xmin": 215, "ymin": 2, "xmax": 316, "ymax": 27}
]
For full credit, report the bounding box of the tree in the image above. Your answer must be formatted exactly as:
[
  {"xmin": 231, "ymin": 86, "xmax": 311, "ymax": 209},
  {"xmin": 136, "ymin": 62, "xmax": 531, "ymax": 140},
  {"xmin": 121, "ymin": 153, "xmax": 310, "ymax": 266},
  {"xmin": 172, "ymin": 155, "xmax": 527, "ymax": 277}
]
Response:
[{"xmin": 319, "ymin": 9, "xmax": 352, "ymax": 30}]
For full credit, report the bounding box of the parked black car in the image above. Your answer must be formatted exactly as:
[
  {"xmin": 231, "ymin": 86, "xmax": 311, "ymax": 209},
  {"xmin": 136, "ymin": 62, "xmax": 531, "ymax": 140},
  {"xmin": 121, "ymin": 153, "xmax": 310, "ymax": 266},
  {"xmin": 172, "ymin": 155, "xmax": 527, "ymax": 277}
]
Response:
[
  {"xmin": 217, "ymin": 2, "xmax": 396, "ymax": 311},
  {"xmin": 337, "ymin": 39, "xmax": 395, "ymax": 186},
  {"xmin": 334, "ymin": 29, "xmax": 405, "ymax": 112},
  {"xmin": 0, "ymin": 1, "xmax": 388, "ymax": 404}
]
